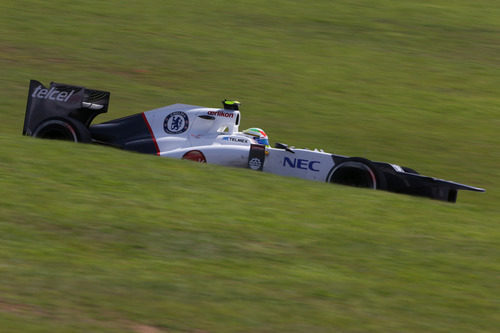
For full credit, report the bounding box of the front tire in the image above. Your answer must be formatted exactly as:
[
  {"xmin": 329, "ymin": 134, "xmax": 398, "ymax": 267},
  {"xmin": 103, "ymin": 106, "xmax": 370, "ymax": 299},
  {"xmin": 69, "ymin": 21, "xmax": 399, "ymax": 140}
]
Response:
[{"xmin": 328, "ymin": 157, "xmax": 386, "ymax": 190}]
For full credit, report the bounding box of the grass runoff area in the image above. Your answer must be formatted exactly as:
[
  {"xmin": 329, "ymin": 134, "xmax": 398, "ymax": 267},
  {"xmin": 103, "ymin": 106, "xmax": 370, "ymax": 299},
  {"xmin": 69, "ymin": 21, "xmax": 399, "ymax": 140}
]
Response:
[{"xmin": 0, "ymin": 0, "xmax": 499, "ymax": 332}]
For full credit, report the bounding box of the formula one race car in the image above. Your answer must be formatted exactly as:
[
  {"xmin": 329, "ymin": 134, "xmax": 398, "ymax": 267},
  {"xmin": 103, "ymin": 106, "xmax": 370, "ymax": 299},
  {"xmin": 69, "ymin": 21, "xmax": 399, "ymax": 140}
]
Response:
[{"xmin": 23, "ymin": 80, "xmax": 485, "ymax": 202}]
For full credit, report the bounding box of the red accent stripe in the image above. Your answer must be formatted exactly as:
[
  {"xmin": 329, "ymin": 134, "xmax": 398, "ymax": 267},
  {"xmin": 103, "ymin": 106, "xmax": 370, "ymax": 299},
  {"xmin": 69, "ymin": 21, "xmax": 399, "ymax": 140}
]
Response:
[{"xmin": 141, "ymin": 112, "xmax": 160, "ymax": 155}]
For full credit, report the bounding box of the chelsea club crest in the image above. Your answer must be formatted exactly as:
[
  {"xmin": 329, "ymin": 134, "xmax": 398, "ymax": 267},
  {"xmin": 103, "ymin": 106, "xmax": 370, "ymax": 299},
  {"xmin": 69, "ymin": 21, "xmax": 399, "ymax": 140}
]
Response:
[{"xmin": 164, "ymin": 111, "xmax": 189, "ymax": 134}]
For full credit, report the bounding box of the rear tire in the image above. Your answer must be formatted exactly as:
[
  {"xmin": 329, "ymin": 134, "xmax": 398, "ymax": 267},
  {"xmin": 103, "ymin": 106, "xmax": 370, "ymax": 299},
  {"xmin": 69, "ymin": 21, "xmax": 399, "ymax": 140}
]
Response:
[
  {"xmin": 32, "ymin": 118, "xmax": 91, "ymax": 143},
  {"xmin": 328, "ymin": 157, "xmax": 386, "ymax": 190}
]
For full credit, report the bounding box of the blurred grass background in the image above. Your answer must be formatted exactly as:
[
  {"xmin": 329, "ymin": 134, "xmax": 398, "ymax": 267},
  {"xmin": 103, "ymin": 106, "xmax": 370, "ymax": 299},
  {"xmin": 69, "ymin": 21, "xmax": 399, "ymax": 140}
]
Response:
[{"xmin": 0, "ymin": 0, "xmax": 499, "ymax": 332}]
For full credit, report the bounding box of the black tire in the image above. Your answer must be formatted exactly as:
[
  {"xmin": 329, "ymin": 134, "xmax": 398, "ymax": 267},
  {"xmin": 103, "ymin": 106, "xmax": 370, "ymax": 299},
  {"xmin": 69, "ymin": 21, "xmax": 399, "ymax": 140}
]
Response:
[
  {"xmin": 328, "ymin": 157, "xmax": 386, "ymax": 190},
  {"xmin": 32, "ymin": 118, "xmax": 91, "ymax": 143}
]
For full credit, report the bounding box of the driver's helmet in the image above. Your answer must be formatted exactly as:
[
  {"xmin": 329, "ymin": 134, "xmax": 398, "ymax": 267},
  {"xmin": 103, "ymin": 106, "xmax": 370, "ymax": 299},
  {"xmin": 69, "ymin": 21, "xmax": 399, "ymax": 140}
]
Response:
[{"xmin": 242, "ymin": 128, "xmax": 270, "ymax": 147}]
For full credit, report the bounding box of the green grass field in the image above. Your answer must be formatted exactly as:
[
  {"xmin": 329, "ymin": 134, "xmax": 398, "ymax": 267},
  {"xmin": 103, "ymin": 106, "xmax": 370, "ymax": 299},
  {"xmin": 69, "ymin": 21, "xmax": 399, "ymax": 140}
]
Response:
[{"xmin": 1, "ymin": 1, "xmax": 499, "ymax": 332}]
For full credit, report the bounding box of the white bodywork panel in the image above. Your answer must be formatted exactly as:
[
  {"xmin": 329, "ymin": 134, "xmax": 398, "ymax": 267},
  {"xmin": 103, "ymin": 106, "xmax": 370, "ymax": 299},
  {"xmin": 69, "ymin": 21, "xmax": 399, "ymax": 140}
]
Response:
[
  {"xmin": 141, "ymin": 103, "xmax": 338, "ymax": 182},
  {"xmin": 263, "ymin": 148, "xmax": 335, "ymax": 182}
]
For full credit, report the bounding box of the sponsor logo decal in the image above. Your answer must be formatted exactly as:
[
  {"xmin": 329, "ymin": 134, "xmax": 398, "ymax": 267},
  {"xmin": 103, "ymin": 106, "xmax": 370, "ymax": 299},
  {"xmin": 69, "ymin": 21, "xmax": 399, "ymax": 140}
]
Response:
[
  {"xmin": 164, "ymin": 111, "xmax": 189, "ymax": 134},
  {"xmin": 222, "ymin": 136, "xmax": 249, "ymax": 144},
  {"xmin": 283, "ymin": 157, "xmax": 320, "ymax": 172},
  {"xmin": 248, "ymin": 157, "xmax": 262, "ymax": 170},
  {"xmin": 208, "ymin": 110, "xmax": 234, "ymax": 118},
  {"xmin": 31, "ymin": 85, "xmax": 75, "ymax": 102}
]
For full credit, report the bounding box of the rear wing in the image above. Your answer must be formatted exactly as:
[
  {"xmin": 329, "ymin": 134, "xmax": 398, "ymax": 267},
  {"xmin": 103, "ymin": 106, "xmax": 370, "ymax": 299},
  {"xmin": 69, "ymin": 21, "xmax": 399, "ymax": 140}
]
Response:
[{"xmin": 23, "ymin": 79, "xmax": 110, "ymax": 136}]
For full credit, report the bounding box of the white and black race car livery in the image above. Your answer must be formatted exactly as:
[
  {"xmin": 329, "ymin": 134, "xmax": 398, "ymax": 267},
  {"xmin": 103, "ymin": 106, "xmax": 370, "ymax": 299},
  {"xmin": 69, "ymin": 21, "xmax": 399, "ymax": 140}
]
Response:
[{"xmin": 23, "ymin": 80, "xmax": 485, "ymax": 203}]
